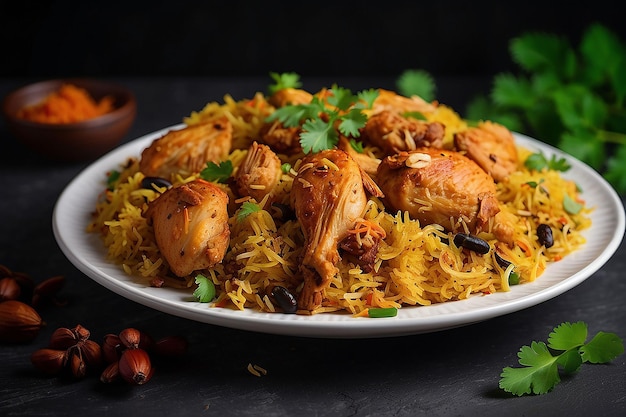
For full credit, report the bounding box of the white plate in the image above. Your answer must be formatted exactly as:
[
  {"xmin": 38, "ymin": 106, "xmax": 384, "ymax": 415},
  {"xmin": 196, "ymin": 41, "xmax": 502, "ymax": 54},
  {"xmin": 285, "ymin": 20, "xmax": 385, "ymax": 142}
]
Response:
[{"xmin": 53, "ymin": 126, "xmax": 626, "ymax": 338}]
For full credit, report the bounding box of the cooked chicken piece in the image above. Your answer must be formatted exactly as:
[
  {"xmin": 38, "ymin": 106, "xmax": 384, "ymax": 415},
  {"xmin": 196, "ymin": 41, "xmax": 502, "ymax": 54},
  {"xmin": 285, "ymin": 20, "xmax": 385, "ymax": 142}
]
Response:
[
  {"xmin": 337, "ymin": 136, "xmax": 381, "ymax": 179},
  {"xmin": 361, "ymin": 110, "xmax": 445, "ymax": 155},
  {"xmin": 370, "ymin": 89, "xmax": 437, "ymax": 115},
  {"xmin": 145, "ymin": 179, "xmax": 230, "ymax": 277},
  {"xmin": 492, "ymin": 210, "xmax": 516, "ymax": 245},
  {"xmin": 291, "ymin": 149, "xmax": 383, "ymax": 311},
  {"xmin": 454, "ymin": 121, "xmax": 518, "ymax": 182},
  {"xmin": 376, "ymin": 148, "xmax": 501, "ymax": 236},
  {"xmin": 258, "ymin": 120, "xmax": 303, "ymax": 155},
  {"xmin": 234, "ymin": 141, "xmax": 283, "ymax": 208},
  {"xmin": 140, "ymin": 117, "xmax": 232, "ymax": 179},
  {"xmin": 268, "ymin": 87, "xmax": 313, "ymax": 108}
]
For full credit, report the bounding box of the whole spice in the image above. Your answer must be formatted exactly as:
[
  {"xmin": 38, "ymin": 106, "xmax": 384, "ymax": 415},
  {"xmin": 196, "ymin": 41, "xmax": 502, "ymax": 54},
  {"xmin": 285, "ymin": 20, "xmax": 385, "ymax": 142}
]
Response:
[
  {"xmin": 0, "ymin": 277, "xmax": 21, "ymax": 301},
  {"xmin": 99, "ymin": 328, "xmax": 188, "ymax": 385},
  {"xmin": 0, "ymin": 300, "xmax": 44, "ymax": 343},
  {"xmin": 118, "ymin": 348, "xmax": 153, "ymax": 385},
  {"xmin": 31, "ymin": 275, "xmax": 66, "ymax": 307},
  {"xmin": 30, "ymin": 348, "xmax": 67, "ymax": 375},
  {"xmin": 31, "ymin": 324, "xmax": 103, "ymax": 380}
]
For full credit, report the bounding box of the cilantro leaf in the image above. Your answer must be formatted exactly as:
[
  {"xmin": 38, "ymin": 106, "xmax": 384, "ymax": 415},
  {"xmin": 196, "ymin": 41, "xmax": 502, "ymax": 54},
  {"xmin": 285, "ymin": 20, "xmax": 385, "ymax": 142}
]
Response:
[
  {"xmin": 396, "ymin": 69, "xmax": 436, "ymax": 102},
  {"xmin": 193, "ymin": 274, "xmax": 216, "ymax": 303},
  {"xmin": 300, "ymin": 118, "xmax": 336, "ymax": 154},
  {"xmin": 268, "ymin": 72, "xmax": 302, "ymax": 95},
  {"xmin": 236, "ymin": 201, "xmax": 261, "ymax": 223},
  {"xmin": 500, "ymin": 341, "xmax": 560, "ymax": 396},
  {"xmin": 499, "ymin": 321, "xmax": 624, "ymax": 396},
  {"xmin": 524, "ymin": 151, "xmax": 571, "ymax": 172},
  {"xmin": 580, "ymin": 332, "xmax": 625, "ymax": 363},
  {"xmin": 107, "ymin": 170, "xmax": 120, "ymax": 190},
  {"xmin": 460, "ymin": 23, "xmax": 626, "ymax": 195},
  {"xmin": 199, "ymin": 160, "xmax": 233, "ymax": 183},
  {"xmin": 547, "ymin": 321, "xmax": 588, "ymax": 350},
  {"xmin": 266, "ymin": 84, "xmax": 378, "ymax": 154}
]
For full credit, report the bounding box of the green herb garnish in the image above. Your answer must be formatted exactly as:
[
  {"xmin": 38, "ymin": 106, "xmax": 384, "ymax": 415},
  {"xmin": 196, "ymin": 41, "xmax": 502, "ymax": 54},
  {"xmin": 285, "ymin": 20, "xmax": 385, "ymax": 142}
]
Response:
[
  {"xmin": 268, "ymin": 72, "xmax": 302, "ymax": 95},
  {"xmin": 499, "ymin": 321, "xmax": 624, "ymax": 396},
  {"xmin": 106, "ymin": 170, "xmax": 120, "ymax": 190},
  {"xmin": 461, "ymin": 23, "xmax": 626, "ymax": 195},
  {"xmin": 396, "ymin": 69, "xmax": 436, "ymax": 102},
  {"xmin": 236, "ymin": 201, "xmax": 261, "ymax": 223},
  {"xmin": 199, "ymin": 160, "xmax": 233, "ymax": 183},
  {"xmin": 193, "ymin": 274, "xmax": 216, "ymax": 303},
  {"xmin": 524, "ymin": 151, "xmax": 571, "ymax": 172},
  {"xmin": 563, "ymin": 194, "xmax": 583, "ymax": 214},
  {"xmin": 266, "ymin": 85, "xmax": 379, "ymax": 154}
]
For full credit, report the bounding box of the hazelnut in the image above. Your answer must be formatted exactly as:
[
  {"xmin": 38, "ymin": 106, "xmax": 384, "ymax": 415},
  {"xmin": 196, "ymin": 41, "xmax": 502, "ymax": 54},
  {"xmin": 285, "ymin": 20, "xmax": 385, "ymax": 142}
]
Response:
[
  {"xmin": 0, "ymin": 300, "xmax": 44, "ymax": 343},
  {"xmin": 118, "ymin": 348, "xmax": 153, "ymax": 385},
  {"xmin": 102, "ymin": 333, "xmax": 123, "ymax": 364},
  {"xmin": 31, "ymin": 348, "xmax": 67, "ymax": 375},
  {"xmin": 119, "ymin": 327, "xmax": 141, "ymax": 349},
  {"xmin": 100, "ymin": 362, "xmax": 120, "ymax": 383},
  {"xmin": 0, "ymin": 277, "xmax": 21, "ymax": 301}
]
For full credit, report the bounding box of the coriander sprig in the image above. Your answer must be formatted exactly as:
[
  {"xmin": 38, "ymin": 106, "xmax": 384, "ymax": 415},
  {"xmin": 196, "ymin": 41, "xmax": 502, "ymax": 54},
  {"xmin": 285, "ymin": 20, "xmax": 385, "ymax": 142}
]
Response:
[
  {"xmin": 266, "ymin": 84, "xmax": 378, "ymax": 154},
  {"xmin": 499, "ymin": 321, "xmax": 624, "ymax": 396},
  {"xmin": 463, "ymin": 23, "xmax": 626, "ymax": 195}
]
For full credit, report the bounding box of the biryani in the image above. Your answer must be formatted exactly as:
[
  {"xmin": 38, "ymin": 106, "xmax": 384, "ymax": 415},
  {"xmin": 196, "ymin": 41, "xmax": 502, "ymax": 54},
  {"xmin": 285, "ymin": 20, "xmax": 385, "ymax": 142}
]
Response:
[{"xmin": 87, "ymin": 74, "xmax": 591, "ymax": 316}]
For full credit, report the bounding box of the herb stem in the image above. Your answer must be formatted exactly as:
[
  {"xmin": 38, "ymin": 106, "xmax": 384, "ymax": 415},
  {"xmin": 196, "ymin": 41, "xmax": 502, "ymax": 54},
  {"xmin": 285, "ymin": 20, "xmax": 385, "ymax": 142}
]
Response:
[{"xmin": 596, "ymin": 129, "xmax": 626, "ymax": 145}]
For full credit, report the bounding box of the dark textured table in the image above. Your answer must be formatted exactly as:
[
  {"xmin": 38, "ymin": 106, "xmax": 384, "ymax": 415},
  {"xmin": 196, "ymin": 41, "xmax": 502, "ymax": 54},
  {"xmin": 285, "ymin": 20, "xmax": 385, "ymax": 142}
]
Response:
[{"xmin": 1, "ymin": 77, "xmax": 625, "ymax": 417}]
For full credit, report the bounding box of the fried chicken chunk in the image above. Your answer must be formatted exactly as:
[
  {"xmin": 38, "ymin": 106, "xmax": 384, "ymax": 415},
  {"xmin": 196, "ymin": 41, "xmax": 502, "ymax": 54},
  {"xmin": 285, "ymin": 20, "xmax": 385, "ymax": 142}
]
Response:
[
  {"xmin": 258, "ymin": 120, "xmax": 303, "ymax": 155},
  {"xmin": 268, "ymin": 87, "xmax": 313, "ymax": 108},
  {"xmin": 145, "ymin": 179, "xmax": 230, "ymax": 277},
  {"xmin": 453, "ymin": 121, "xmax": 518, "ymax": 182},
  {"xmin": 370, "ymin": 89, "xmax": 438, "ymax": 115},
  {"xmin": 376, "ymin": 148, "xmax": 500, "ymax": 236},
  {"xmin": 139, "ymin": 117, "xmax": 232, "ymax": 179},
  {"xmin": 361, "ymin": 110, "xmax": 445, "ymax": 155},
  {"xmin": 234, "ymin": 141, "xmax": 283, "ymax": 208},
  {"xmin": 291, "ymin": 149, "xmax": 383, "ymax": 311}
]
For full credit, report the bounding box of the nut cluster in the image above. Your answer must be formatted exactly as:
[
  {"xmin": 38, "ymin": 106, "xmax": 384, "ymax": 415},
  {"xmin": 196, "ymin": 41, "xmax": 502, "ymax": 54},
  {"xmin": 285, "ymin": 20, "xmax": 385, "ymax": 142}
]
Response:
[
  {"xmin": 30, "ymin": 324, "xmax": 102, "ymax": 379},
  {"xmin": 0, "ymin": 263, "xmax": 67, "ymax": 344},
  {"xmin": 30, "ymin": 323, "xmax": 188, "ymax": 385},
  {"xmin": 100, "ymin": 328, "xmax": 188, "ymax": 385}
]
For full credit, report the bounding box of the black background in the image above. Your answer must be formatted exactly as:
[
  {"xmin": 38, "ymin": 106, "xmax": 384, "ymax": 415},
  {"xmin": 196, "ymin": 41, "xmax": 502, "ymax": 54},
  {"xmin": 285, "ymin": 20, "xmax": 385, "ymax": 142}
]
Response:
[{"xmin": 4, "ymin": 0, "xmax": 626, "ymax": 80}]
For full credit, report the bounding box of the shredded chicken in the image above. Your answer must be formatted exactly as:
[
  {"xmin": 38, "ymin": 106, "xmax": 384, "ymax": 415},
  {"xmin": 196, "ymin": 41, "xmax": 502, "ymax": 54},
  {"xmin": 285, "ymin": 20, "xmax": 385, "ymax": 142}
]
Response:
[
  {"xmin": 145, "ymin": 179, "xmax": 230, "ymax": 277},
  {"xmin": 258, "ymin": 120, "xmax": 303, "ymax": 155},
  {"xmin": 268, "ymin": 87, "xmax": 313, "ymax": 108},
  {"xmin": 376, "ymin": 148, "xmax": 501, "ymax": 236},
  {"xmin": 140, "ymin": 118, "xmax": 232, "ymax": 179},
  {"xmin": 290, "ymin": 149, "xmax": 383, "ymax": 311},
  {"xmin": 233, "ymin": 141, "xmax": 283, "ymax": 208},
  {"xmin": 361, "ymin": 110, "xmax": 445, "ymax": 155},
  {"xmin": 454, "ymin": 121, "xmax": 518, "ymax": 182},
  {"xmin": 370, "ymin": 89, "xmax": 438, "ymax": 115}
]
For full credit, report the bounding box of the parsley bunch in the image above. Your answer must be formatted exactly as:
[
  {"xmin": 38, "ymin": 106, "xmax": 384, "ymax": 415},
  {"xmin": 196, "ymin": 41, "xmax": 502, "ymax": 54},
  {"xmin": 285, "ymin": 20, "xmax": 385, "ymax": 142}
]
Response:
[
  {"xmin": 463, "ymin": 23, "xmax": 626, "ymax": 195},
  {"xmin": 499, "ymin": 321, "xmax": 624, "ymax": 396},
  {"xmin": 266, "ymin": 85, "xmax": 379, "ymax": 154}
]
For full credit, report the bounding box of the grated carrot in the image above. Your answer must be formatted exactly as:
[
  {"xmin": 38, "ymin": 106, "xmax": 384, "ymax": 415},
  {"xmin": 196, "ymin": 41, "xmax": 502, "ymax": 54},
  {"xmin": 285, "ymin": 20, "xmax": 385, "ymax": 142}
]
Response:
[{"xmin": 17, "ymin": 84, "xmax": 113, "ymax": 124}]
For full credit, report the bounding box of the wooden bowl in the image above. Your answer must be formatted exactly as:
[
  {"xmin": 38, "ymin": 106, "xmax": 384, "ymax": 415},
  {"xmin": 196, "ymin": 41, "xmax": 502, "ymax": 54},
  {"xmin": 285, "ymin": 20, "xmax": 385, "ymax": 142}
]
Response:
[{"xmin": 2, "ymin": 78, "xmax": 136, "ymax": 162}]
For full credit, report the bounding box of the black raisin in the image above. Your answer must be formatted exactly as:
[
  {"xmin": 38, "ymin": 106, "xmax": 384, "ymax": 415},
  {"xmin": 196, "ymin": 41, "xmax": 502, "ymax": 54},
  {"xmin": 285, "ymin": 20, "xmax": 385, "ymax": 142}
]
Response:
[
  {"xmin": 270, "ymin": 286, "xmax": 298, "ymax": 314},
  {"xmin": 141, "ymin": 176, "xmax": 172, "ymax": 190},
  {"xmin": 453, "ymin": 233, "xmax": 490, "ymax": 254},
  {"xmin": 537, "ymin": 224, "xmax": 554, "ymax": 248}
]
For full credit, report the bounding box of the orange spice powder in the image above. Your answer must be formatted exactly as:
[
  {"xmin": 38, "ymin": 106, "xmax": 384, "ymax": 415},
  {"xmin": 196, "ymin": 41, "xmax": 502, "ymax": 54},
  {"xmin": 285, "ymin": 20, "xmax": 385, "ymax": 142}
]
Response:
[{"xmin": 17, "ymin": 84, "xmax": 114, "ymax": 124}]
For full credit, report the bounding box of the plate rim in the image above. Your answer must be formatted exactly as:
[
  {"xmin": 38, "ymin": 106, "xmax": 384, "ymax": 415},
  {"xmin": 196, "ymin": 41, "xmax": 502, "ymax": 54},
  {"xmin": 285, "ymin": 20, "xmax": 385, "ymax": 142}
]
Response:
[{"xmin": 52, "ymin": 126, "xmax": 626, "ymax": 338}]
